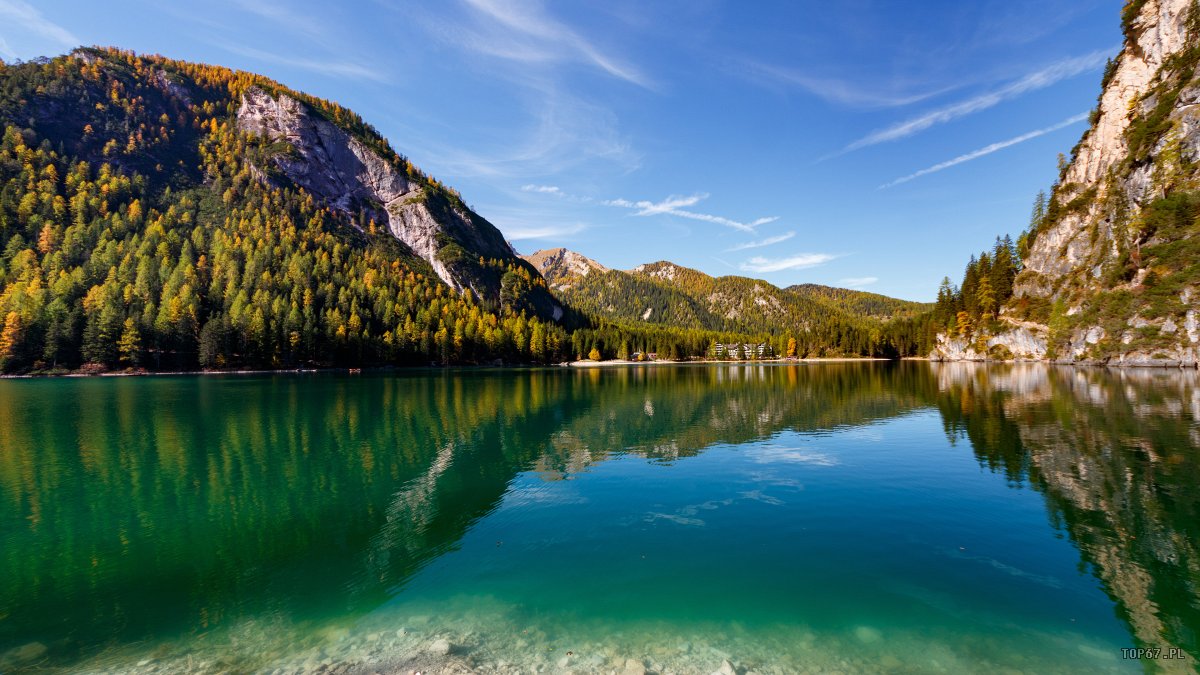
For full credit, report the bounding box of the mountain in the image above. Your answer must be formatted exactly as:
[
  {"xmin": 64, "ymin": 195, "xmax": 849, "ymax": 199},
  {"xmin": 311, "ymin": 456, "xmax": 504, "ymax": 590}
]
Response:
[
  {"xmin": 0, "ymin": 47, "xmax": 565, "ymax": 372},
  {"xmin": 520, "ymin": 247, "xmax": 608, "ymax": 290},
  {"xmin": 521, "ymin": 249, "xmax": 919, "ymax": 355},
  {"xmin": 932, "ymin": 0, "xmax": 1200, "ymax": 366},
  {"xmin": 0, "ymin": 47, "xmax": 926, "ymax": 374}
]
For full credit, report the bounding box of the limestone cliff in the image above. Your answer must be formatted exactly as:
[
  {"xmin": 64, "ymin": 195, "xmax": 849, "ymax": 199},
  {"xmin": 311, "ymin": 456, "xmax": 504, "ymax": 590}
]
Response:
[
  {"xmin": 236, "ymin": 87, "xmax": 559, "ymax": 317},
  {"xmin": 934, "ymin": 0, "xmax": 1200, "ymax": 366}
]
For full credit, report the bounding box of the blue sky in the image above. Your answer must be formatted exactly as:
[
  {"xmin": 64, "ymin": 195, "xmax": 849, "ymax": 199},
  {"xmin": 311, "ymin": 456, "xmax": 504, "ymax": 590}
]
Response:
[{"xmin": 0, "ymin": 0, "xmax": 1120, "ymax": 301}]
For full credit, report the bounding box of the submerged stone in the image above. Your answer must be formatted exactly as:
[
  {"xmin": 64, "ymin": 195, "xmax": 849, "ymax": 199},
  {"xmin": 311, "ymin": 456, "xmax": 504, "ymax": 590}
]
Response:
[
  {"xmin": 4, "ymin": 642, "xmax": 48, "ymax": 663},
  {"xmin": 623, "ymin": 656, "xmax": 648, "ymax": 675},
  {"xmin": 428, "ymin": 638, "xmax": 453, "ymax": 656},
  {"xmin": 712, "ymin": 658, "xmax": 738, "ymax": 675}
]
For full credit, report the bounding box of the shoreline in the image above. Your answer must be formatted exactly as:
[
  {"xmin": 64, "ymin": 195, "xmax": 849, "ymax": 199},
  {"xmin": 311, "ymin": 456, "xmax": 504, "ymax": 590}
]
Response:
[
  {"xmin": 566, "ymin": 357, "xmax": 891, "ymax": 367},
  {"xmin": 3, "ymin": 356, "xmax": 1197, "ymax": 379}
]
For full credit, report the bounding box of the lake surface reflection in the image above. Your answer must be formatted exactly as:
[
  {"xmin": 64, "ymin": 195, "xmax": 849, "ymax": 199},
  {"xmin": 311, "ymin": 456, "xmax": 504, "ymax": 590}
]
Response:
[{"xmin": 0, "ymin": 362, "xmax": 1196, "ymax": 673}]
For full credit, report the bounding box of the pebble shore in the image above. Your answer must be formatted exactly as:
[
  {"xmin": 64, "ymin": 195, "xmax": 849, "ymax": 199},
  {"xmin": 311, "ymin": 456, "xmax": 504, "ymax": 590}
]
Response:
[{"xmin": 3, "ymin": 604, "xmax": 1127, "ymax": 675}]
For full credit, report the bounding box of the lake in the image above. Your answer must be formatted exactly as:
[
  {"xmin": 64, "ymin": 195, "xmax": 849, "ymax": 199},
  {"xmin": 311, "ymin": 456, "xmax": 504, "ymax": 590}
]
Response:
[{"xmin": 0, "ymin": 362, "xmax": 1197, "ymax": 674}]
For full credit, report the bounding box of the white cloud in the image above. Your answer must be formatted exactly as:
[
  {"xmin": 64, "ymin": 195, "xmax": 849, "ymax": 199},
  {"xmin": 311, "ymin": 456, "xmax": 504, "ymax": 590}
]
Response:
[
  {"xmin": 607, "ymin": 193, "xmax": 774, "ymax": 233},
  {"xmin": 836, "ymin": 48, "xmax": 1112, "ymax": 155},
  {"xmin": 630, "ymin": 194, "xmax": 705, "ymax": 216},
  {"xmin": 522, "ymin": 184, "xmax": 562, "ymax": 194},
  {"xmin": 838, "ymin": 276, "xmax": 878, "ymax": 288},
  {"xmin": 0, "ymin": 0, "xmax": 78, "ymax": 49},
  {"xmin": 740, "ymin": 253, "xmax": 838, "ymax": 273},
  {"xmin": 726, "ymin": 231, "xmax": 796, "ymax": 252},
  {"xmin": 880, "ymin": 112, "xmax": 1088, "ymax": 188}
]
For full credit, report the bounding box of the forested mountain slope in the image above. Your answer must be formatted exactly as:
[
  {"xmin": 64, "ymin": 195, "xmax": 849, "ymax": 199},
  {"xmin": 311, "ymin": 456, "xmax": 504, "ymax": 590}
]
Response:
[
  {"xmin": 0, "ymin": 47, "xmax": 563, "ymax": 371},
  {"xmin": 785, "ymin": 283, "xmax": 931, "ymax": 320}
]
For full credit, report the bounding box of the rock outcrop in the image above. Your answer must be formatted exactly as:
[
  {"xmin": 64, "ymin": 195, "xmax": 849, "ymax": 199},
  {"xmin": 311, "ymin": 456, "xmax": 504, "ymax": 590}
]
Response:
[
  {"xmin": 237, "ymin": 87, "xmax": 558, "ymax": 316},
  {"xmin": 931, "ymin": 327, "xmax": 1048, "ymax": 362},
  {"xmin": 935, "ymin": 0, "xmax": 1200, "ymax": 366}
]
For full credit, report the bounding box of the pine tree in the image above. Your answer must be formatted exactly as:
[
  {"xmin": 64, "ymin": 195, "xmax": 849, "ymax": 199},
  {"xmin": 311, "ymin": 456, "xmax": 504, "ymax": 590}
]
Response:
[{"xmin": 976, "ymin": 275, "xmax": 997, "ymax": 322}]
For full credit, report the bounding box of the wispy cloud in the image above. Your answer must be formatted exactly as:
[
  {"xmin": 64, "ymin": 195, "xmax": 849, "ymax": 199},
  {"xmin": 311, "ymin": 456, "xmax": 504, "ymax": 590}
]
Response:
[
  {"xmin": 835, "ymin": 48, "xmax": 1112, "ymax": 156},
  {"xmin": 607, "ymin": 193, "xmax": 775, "ymax": 233},
  {"xmin": 726, "ymin": 231, "xmax": 796, "ymax": 252},
  {"xmin": 394, "ymin": 2, "xmax": 644, "ymax": 182},
  {"xmin": 408, "ymin": 86, "xmax": 639, "ymax": 179},
  {"xmin": 502, "ymin": 222, "xmax": 587, "ymax": 241},
  {"xmin": 455, "ymin": 0, "xmax": 650, "ymax": 88},
  {"xmin": 230, "ymin": 0, "xmax": 328, "ymax": 43},
  {"xmin": 880, "ymin": 112, "xmax": 1088, "ymax": 188},
  {"xmin": 740, "ymin": 253, "xmax": 838, "ymax": 273},
  {"xmin": 216, "ymin": 43, "xmax": 389, "ymax": 82},
  {"xmin": 521, "ymin": 184, "xmax": 562, "ymax": 194},
  {"xmin": 839, "ymin": 276, "xmax": 879, "ymax": 288},
  {"xmin": 0, "ymin": 0, "xmax": 79, "ymax": 49},
  {"xmin": 739, "ymin": 61, "xmax": 955, "ymax": 109}
]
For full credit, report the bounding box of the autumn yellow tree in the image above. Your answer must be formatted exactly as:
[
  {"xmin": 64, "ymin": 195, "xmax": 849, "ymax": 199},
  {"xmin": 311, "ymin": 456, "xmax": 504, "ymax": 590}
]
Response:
[
  {"xmin": 0, "ymin": 311, "xmax": 22, "ymax": 369},
  {"xmin": 117, "ymin": 317, "xmax": 141, "ymax": 366},
  {"xmin": 956, "ymin": 311, "xmax": 974, "ymax": 338}
]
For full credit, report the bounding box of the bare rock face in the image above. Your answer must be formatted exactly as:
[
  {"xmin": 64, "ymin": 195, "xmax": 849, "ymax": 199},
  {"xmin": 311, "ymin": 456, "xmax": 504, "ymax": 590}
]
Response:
[
  {"xmin": 1017, "ymin": 0, "xmax": 1198, "ymax": 298},
  {"xmin": 236, "ymin": 87, "xmax": 519, "ymax": 298}
]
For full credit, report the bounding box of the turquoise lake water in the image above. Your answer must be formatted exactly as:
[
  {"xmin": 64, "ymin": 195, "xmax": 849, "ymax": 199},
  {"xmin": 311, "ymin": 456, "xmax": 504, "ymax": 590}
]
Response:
[{"xmin": 0, "ymin": 362, "xmax": 1197, "ymax": 673}]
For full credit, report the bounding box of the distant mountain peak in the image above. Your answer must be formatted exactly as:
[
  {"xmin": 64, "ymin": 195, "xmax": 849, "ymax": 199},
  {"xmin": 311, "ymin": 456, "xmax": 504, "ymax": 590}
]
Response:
[
  {"xmin": 520, "ymin": 248, "xmax": 608, "ymax": 290},
  {"xmin": 629, "ymin": 261, "xmax": 700, "ymax": 283}
]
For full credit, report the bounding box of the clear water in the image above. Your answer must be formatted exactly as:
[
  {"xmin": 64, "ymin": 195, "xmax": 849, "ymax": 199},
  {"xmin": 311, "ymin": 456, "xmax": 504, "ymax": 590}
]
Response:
[{"xmin": 1, "ymin": 363, "xmax": 1197, "ymax": 673}]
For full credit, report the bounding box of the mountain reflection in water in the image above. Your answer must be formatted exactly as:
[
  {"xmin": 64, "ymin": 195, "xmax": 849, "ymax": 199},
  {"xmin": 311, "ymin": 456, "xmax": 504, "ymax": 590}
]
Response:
[{"xmin": 0, "ymin": 363, "xmax": 1196, "ymax": 671}]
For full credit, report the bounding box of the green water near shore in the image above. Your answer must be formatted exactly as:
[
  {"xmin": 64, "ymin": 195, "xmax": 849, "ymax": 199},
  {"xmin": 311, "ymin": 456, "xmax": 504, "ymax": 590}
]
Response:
[{"xmin": 1, "ymin": 363, "xmax": 1197, "ymax": 673}]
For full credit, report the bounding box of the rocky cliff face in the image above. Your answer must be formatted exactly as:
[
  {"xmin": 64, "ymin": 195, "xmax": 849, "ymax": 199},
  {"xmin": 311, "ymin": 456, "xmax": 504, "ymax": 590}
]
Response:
[
  {"xmin": 935, "ymin": 0, "xmax": 1200, "ymax": 366},
  {"xmin": 237, "ymin": 86, "xmax": 555, "ymax": 314}
]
